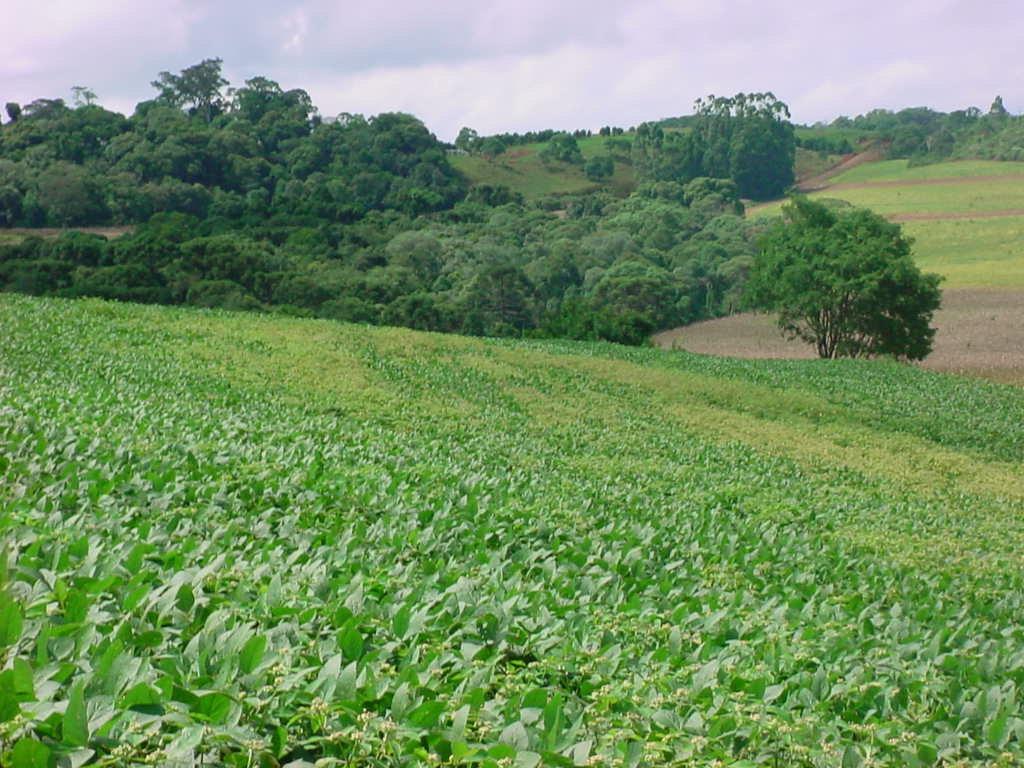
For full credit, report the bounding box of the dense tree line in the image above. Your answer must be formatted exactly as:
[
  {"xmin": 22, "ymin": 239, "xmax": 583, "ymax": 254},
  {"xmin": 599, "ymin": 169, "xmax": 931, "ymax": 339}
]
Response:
[
  {"xmin": 0, "ymin": 61, "xmax": 464, "ymax": 229},
  {"xmin": 0, "ymin": 61, "xmax": 768, "ymax": 343},
  {"xmin": 0, "ymin": 177, "xmax": 757, "ymax": 343},
  {"xmin": 828, "ymin": 96, "xmax": 1022, "ymax": 162},
  {"xmin": 454, "ymin": 127, "xmax": 598, "ymax": 157},
  {"xmin": 631, "ymin": 93, "xmax": 796, "ymax": 200}
]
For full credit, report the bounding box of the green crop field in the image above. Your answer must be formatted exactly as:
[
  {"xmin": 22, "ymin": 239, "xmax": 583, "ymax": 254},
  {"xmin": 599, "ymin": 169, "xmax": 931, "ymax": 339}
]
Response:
[
  {"xmin": 3, "ymin": 295, "xmax": 1024, "ymax": 767},
  {"xmin": 749, "ymin": 160, "xmax": 1024, "ymax": 288}
]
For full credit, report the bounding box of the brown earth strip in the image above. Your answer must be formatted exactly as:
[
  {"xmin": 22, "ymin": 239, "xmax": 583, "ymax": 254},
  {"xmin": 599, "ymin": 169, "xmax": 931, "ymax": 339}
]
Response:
[
  {"xmin": 653, "ymin": 288, "xmax": 1024, "ymax": 385},
  {"xmin": 796, "ymin": 146, "xmax": 886, "ymax": 191},
  {"xmin": 888, "ymin": 209, "xmax": 1024, "ymax": 222},
  {"xmin": 826, "ymin": 174, "xmax": 1024, "ymax": 192},
  {"xmin": 2, "ymin": 226, "xmax": 134, "ymax": 239}
]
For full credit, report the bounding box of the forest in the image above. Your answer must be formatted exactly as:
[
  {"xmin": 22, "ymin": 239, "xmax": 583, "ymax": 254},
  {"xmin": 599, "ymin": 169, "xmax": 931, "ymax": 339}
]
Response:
[
  {"xmin": 1, "ymin": 59, "xmax": 1020, "ymax": 343},
  {"xmin": 0, "ymin": 60, "xmax": 772, "ymax": 343}
]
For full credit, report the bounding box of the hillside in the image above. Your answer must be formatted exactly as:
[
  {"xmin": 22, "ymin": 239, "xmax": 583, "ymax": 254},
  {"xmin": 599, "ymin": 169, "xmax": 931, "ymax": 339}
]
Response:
[
  {"xmin": 450, "ymin": 138, "xmax": 835, "ymax": 203},
  {"xmin": 658, "ymin": 159, "xmax": 1024, "ymax": 379},
  {"xmin": 450, "ymin": 135, "xmax": 636, "ymax": 200},
  {"xmin": 3, "ymin": 294, "xmax": 1024, "ymax": 766},
  {"xmin": 748, "ymin": 159, "xmax": 1024, "ymax": 288}
]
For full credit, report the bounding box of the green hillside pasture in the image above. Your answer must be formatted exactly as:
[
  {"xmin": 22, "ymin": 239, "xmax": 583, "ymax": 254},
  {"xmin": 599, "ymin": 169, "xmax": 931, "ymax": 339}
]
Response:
[
  {"xmin": 906, "ymin": 216, "xmax": 1024, "ymax": 286},
  {"xmin": 830, "ymin": 159, "xmax": 1024, "ymax": 185},
  {"xmin": 450, "ymin": 148, "xmax": 596, "ymax": 199},
  {"xmin": 2, "ymin": 295, "xmax": 1024, "ymax": 766},
  {"xmin": 749, "ymin": 160, "xmax": 1024, "ymax": 287},
  {"xmin": 450, "ymin": 137, "xmax": 635, "ymax": 200},
  {"xmin": 821, "ymin": 176, "xmax": 1024, "ymax": 216}
]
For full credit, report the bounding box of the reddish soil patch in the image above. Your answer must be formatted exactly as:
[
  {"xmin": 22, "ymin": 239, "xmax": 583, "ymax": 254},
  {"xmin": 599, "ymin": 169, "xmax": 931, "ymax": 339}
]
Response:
[
  {"xmin": 653, "ymin": 288, "xmax": 1024, "ymax": 385},
  {"xmin": 888, "ymin": 209, "xmax": 1024, "ymax": 222},
  {"xmin": 4, "ymin": 226, "xmax": 133, "ymax": 239},
  {"xmin": 796, "ymin": 147, "xmax": 886, "ymax": 192},
  {"xmin": 826, "ymin": 174, "xmax": 1024, "ymax": 193}
]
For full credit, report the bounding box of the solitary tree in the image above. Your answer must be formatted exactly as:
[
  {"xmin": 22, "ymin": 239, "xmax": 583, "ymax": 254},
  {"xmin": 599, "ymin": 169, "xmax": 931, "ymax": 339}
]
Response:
[
  {"xmin": 746, "ymin": 197, "xmax": 942, "ymax": 360},
  {"xmin": 151, "ymin": 58, "xmax": 228, "ymax": 123},
  {"xmin": 70, "ymin": 85, "xmax": 97, "ymax": 107}
]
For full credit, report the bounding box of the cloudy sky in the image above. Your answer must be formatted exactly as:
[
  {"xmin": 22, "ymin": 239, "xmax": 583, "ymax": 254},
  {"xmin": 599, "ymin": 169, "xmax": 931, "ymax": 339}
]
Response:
[{"xmin": 4, "ymin": 0, "xmax": 1022, "ymax": 139}]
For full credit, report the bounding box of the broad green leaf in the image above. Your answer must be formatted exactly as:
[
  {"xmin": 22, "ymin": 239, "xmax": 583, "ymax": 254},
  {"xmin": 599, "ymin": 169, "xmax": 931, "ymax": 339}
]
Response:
[
  {"xmin": 0, "ymin": 593, "xmax": 23, "ymax": 648},
  {"xmin": 193, "ymin": 692, "xmax": 233, "ymax": 725},
  {"xmin": 239, "ymin": 634, "xmax": 266, "ymax": 674},
  {"xmin": 841, "ymin": 745, "xmax": 863, "ymax": 768},
  {"xmin": 10, "ymin": 739, "xmax": 52, "ymax": 768},
  {"xmin": 341, "ymin": 625, "xmax": 364, "ymax": 661},
  {"xmin": 63, "ymin": 683, "xmax": 89, "ymax": 747},
  {"xmin": 407, "ymin": 700, "xmax": 445, "ymax": 729}
]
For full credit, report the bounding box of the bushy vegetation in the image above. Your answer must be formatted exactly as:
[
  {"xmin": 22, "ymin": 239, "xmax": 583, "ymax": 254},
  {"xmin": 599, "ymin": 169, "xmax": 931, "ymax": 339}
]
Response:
[
  {"xmin": 632, "ymin": 94, "xmax": 796, "ymax": 200},
  {"xmin": 747, "ymin": 198, "xmax": 942, "ymax": 359},
  {"xmin": 3, "ymin": 295, "xmax": 1024, "ymax": 767},
  {"xmin": 826, "ymin": 96, "xmax": 1024, "ymax": 163},
  {"xmin": 0, "ymin": 62, "xmax": 777, "ymax": 342}
]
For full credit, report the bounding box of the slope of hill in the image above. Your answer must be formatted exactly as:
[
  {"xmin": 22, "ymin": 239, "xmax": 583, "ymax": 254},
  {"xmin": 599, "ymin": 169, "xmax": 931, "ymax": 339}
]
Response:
[
  {"xmin": 748, "ymin": 159, "xmax": 1024, "ymax": 288},
  {"xmin": 3, "ymin": 294, "xmax": 1024, "ymax": 766},
  {"xmin": 450, "ymin": 135, "xmax": 636, "ymax": 200}
]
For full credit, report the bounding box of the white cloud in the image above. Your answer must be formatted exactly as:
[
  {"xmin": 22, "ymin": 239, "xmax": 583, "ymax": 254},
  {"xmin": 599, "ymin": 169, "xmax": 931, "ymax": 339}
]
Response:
[{"xmin": 2, "ymin": 0, "xmax": 1020, "ymax": 135}]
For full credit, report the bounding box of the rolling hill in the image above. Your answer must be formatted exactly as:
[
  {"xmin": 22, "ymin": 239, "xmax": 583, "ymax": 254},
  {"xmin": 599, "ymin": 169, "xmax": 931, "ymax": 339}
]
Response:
[
  {"xmin": 2, "ymin": 294, "xmax": 1024, "ymax": 765},
  {"xmin": 748, "ymin": 159, "xmax": 1024, "ymax": 288},
  {"xmin": 657, "ymin": 157, "xmax": 1024, "ymax": 383}
]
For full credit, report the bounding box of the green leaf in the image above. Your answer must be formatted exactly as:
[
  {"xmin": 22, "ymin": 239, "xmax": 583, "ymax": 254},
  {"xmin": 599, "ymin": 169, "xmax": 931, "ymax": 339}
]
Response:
[
  {"xmin": 239, "ymin": 635, "xmax": 266, "ymax": 674},
  {"xmin": 0, "ymin": 670, "xmax": 21, "ymax": 723},
  {"xmin": 121, "ymin": 682, "xmax": 162, "ymax": 712},
  {"xmin": 10, "ymin": 739, "xmax": 52, "ymax": 768},
  {"xmin": 63, "ymin": 683, "xmax": 89, "ymax": 748},
  {"xmin": 341, "ymin": 625, "xmax": 364, "ymax": 661},
  {"xmin": 0, "ymin": 592, "xmax": 23, "ymax": 648},
  {"xmin": 500, "ymin": 721, "xmax": 529, "ymax": 750},
  {"xmin": 841, "ymin": 745, "xmax": 864, "ymax": 768},
  {"xmin": 175, "ymin": 584, "xmax": 195, "ymax": 612},
  {"xmin": 407, "ymin": 700, "xmax": 445, "ymax": 729},
  {"xmin": 193, "ymin": 692, "xmax": 233, "ymax": 725},
  {"xmin": 392, "ymin": 604, "xmax": 411, "ymax": 638},
  {"xmin": 987, "ymin": 710, "xmax": 1010, "ymax": 750},
  {"xmin": 916, "ymin": 741, "xmax": 939, "ymax": 766}
]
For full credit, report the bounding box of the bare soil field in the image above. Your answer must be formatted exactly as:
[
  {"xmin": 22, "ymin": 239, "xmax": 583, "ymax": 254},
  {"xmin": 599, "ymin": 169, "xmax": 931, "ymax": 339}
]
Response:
[
  {"xmin": 654, "ymin": 288, "xmax": 1024, "ymax": 385},
  {"xmin": 889, "ymin": 209, "xmax": 1024, "ymax": 222},
  {"xmin": 1, "ymin": 226, "xmax": 133, "ymax": 240}
]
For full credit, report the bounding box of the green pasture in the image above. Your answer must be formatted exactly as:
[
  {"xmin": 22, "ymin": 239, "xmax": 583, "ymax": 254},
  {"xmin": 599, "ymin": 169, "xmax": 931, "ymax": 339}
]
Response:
[
  {"xmin": 749, "ymin": 160, "xmax": 1024, "ymax": 287},
  {"xmin": 2, "ymin": 294, "xmax": 1024, "ymax": 766},
  {"xmin": 830, "ymin": 159, "xmax": 1024, "ymax": 185},
  {"xmin": 450, "ymin": 136, "xmax": 636, "ymax": 200}
]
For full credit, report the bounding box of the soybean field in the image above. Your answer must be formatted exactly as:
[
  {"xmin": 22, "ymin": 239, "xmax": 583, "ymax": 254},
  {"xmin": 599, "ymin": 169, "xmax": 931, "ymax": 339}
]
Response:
[{"xmin": 2, "ymin": 295, "xmax": 1024, "ymax": 767}]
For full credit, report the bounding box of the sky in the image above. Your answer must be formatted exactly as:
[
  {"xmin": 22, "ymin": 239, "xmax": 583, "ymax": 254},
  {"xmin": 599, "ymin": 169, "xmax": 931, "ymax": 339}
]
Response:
[{"xmin": 3, "ymin": 0, "xmax": 1022, "ymax": 140}]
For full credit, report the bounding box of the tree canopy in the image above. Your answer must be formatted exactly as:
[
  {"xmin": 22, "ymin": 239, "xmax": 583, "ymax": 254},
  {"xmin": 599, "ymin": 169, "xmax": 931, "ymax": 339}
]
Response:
[
  {"xmin": 631, "ymin": 92, "xmax": 795, "ymax": 200},
  {"xmin": 746, "ymin": 197, "xmax": 942, "ymax": 360}
]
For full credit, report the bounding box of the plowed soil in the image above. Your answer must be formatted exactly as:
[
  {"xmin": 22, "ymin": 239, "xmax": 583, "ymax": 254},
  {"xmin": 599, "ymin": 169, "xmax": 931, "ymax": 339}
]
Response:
[{"xmin": 653, "ymin": 288, "xmax": 1024, "ymax": 385}]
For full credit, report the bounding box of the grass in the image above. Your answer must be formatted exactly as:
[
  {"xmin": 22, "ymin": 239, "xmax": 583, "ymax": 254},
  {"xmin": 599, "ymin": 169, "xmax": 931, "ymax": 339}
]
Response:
[
  {"xmin": 905, "ymin": 217, "xmax": 1024, "ymax": 286},
  {"xmin": 2, "ymin": 294, "xmax": 1024, "ymax": 766},
  {"xmin": 830, "ymin": 159, "xmax": 1024, "ymax": 185},
  {"xmin": 450, "ymin": 136, "xmax": 636, "ymax": 201}
]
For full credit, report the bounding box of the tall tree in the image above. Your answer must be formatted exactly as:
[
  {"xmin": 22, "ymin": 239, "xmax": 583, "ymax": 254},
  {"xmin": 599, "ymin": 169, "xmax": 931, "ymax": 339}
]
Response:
[
  {"xmin": 70, "ymin": 86, "xmax": 97, "ymax": 107},
  {"xmin": 746, "ymin": 197, "xmax": 942, "ymax": 360},
  {"xmin": 152, "ymin": 58, "xmax": 229, "ymax": 123}
]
